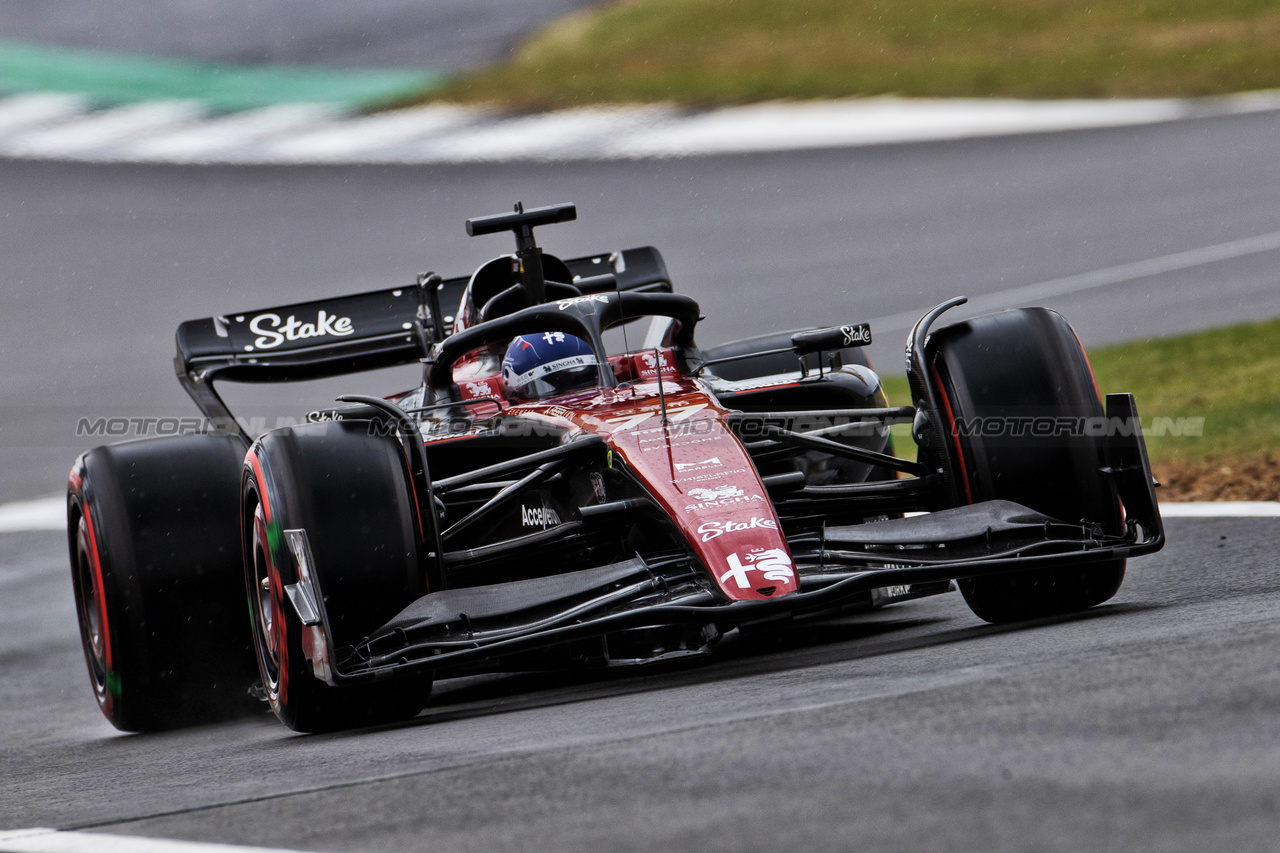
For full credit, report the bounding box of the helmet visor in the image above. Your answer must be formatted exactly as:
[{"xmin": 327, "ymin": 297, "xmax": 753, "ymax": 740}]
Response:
[{"xmin": 507, "ymin": 355, "xmax": 599, "ymax": 399}]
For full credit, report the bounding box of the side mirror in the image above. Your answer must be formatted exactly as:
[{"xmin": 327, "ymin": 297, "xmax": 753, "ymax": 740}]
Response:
[{"xmin": 791, "ymin": 323, "xmax": 872, "ymax": 355}]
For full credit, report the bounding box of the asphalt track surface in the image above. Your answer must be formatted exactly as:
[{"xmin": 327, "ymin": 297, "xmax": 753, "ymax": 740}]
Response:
[
  {"xmin": 4, "ymin": 516, "xmax": 1280, "ymax": 852},
  {"xmin": 0, "ymin": 0, "xmax": 602, "ymax": 70},
  {"xmin": 2, "ymin": 112, "xmax": 1280, "ymax": 851}
]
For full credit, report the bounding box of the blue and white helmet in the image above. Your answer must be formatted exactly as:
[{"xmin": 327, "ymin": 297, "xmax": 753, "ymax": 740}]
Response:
[{"xmin": 501, "ymin": 332, "xmax": 600, "ymax": 400}]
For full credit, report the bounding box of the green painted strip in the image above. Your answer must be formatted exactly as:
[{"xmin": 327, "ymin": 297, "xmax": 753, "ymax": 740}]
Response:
[{"xmin": 0, "ymin": 40, "xmax": 447, "ymax": 110}]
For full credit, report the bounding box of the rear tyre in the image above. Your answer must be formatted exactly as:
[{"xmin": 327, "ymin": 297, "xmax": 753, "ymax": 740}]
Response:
[
  {"xmin": 243, "ymin": 422, "xmax": 432, "ymax": 733},
  {"xmin": 930, "ymin": 308, "xmax": 1125, "ymax": 624},
  {"xmin": 67, "ymin": 435, "xmax": 259, "ymax": 732}
]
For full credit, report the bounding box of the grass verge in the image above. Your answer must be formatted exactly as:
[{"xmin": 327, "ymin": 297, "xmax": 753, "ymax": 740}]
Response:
[
  {"xmin": 428, "ymin": 0, "xmax": 1280, "ymax": 108},
  {"xmin": 882, "ymin": 316, "xmax": 1280, "ymax": 500}
]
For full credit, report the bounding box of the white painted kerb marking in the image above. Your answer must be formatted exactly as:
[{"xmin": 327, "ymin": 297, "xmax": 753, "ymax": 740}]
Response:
[
  {"xmin": 408, "ymin": 106, "xmax": 666, "ymax": 162},
  {"xmin": 122, "ymin": 104, "xmax": 342, "ymax": 162},
  {"xmin": 258, "ymin": 104, "xmax": 478, "ymax": 162},
  {"xmin": 0, "ymin": 827, "xmax": 312, "ymax": 853},
  {"xmin": 0, "ymin": 101, "xmax": 206, "ymax": 158},
  {"xmin": 0, "ymin": 89, "xmax": 1275, "ymax": 165},
  {"xmin": 607, "ymin": 98, "xmax": 1185, "ymax": 158},
  {"xmin": 0, "ymin": 94, "xmax": 89, "ymax": 135}
]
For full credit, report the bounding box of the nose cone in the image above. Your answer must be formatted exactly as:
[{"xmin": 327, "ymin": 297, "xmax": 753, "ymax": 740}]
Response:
[
  {"xmin": 601, "ymin": 391, "xmax": 797, "ymax": 602},
  {"xmin": 703, "ymin": 542, "xmax": 797, "ymax": 600}
]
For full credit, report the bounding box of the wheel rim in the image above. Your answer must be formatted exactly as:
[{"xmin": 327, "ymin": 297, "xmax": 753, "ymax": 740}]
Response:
[
  {"xmin": 249, "ymin": 499, "xmax": 281, "ymax": 697},
  {"xmin": 73, "ymin": 512, "xmax": 108, "ymax": 702}
]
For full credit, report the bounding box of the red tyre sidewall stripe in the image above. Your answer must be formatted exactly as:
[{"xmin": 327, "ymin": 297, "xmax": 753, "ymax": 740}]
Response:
[
  {"xmin": 400, "ymin": 448, "xmax": 429, "ymax": 589},
  {"xmin": 930, "ymin": 364, "xmax": 974, "ymax": 505},
  {"xmin": 1071, "ymin": 328, "xmax": 1104, "ymax": 405},
  {"xmin": 1071, "ymin": 327, "xmax": 1126, "ymax": 525},
  {"xmin": 69, "ymin": 470, "xmax": 113, "ymax": 674},
  {"xmin": 246, "ymin": 450, "xmax": 273, "ymax": 526},
  {"xmin": 246, "ymin": 449, "xmax": 290, "ymax": 707}
]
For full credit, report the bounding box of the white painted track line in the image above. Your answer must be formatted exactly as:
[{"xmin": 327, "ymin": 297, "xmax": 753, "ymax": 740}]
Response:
[
  {"xmin": 0, "ymin": 100, "xmax": 205, "ymax": 159},
  {"xmin": 865, "ymin": 230, "xmax": 1280, "ymax": 333},
  {"xmin": 1159, "ymin": 502, "xmax": 1280, "ymax": 517},
  {"xmin": 0, "ymin": 495, "xmax": 64, "ymax": 533},
  {"xmin": 0, "ymin": 828, "xmax": 311, "ymax": 853},
  {"xmin": 0, "ymin": 493, "xmax": 1273, "ymax": 534}
]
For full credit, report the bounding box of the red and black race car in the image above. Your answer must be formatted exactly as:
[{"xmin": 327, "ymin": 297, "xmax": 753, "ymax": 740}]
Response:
[{"xmin": 67, "ymin": 203, "xmax": 1164, "ymax": 732}]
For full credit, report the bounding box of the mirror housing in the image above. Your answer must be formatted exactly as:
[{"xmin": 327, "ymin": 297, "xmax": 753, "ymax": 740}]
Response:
[{"xmin": 791, "ymin": 323, "xmax": 871, "ymax": 355}]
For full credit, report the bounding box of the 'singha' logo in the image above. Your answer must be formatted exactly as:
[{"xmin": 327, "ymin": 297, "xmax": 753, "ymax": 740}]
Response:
[
  {"xmin": 683, "ymin": 484, "xmax": 765, "ymax": 512},
  {"xmin": 687, "ymin": 485, "xmax": 742, "ymax": 502}
]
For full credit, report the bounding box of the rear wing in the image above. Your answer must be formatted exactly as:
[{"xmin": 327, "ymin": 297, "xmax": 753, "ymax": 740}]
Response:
[{"xmin": 175, "ymin": 247, "xmax": 671, "ymax": 429}]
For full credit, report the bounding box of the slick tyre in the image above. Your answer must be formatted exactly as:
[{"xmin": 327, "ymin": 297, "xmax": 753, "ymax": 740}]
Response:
[
  {"xmin": 67, "ymin": 434, "xmax": 260, "ymax": 732},
  {"xmin": 243, "ymin": 422, "xmax": 432, "ymax": 733},
  {"xmin": 930, "ymin": 308, "xmax": 1125, "ymax": 624}
]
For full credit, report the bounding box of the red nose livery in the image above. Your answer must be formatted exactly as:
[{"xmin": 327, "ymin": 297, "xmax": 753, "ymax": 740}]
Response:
[{"xmin": 508, "ymin": 379, "xmax": 795, "ymax": 600}]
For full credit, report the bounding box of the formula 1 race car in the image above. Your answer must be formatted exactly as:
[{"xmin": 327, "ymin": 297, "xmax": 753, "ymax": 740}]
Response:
[{"xmin": 67, "ymin": 203, "xmax": 1164, "ymax": 732}]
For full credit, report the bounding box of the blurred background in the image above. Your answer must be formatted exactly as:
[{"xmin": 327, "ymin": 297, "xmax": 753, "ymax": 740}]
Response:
[{"xmin": 1, "ymin": 0, "xmax": 1278, "ymax": 503}]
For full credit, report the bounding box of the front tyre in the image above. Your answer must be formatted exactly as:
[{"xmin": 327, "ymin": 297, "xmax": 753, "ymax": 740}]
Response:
[
  {"xmin": 930, "ymin": 308, "xmax": 1125, "ymax": 624},
  {"xmin": 243, "ymin": 422, "xmax": 432, "ymax": 733}
]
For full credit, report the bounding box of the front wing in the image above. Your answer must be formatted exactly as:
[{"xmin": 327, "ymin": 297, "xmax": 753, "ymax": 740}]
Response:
[{"xmin": 288, "ymin": 393, "xmax": 1161, "ymax": 686}]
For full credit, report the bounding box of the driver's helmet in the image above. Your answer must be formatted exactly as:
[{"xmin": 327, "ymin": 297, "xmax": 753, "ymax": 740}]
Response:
[{"xmin": 501, "ymin": 332, "xmax": 600, "ymax": 400}]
